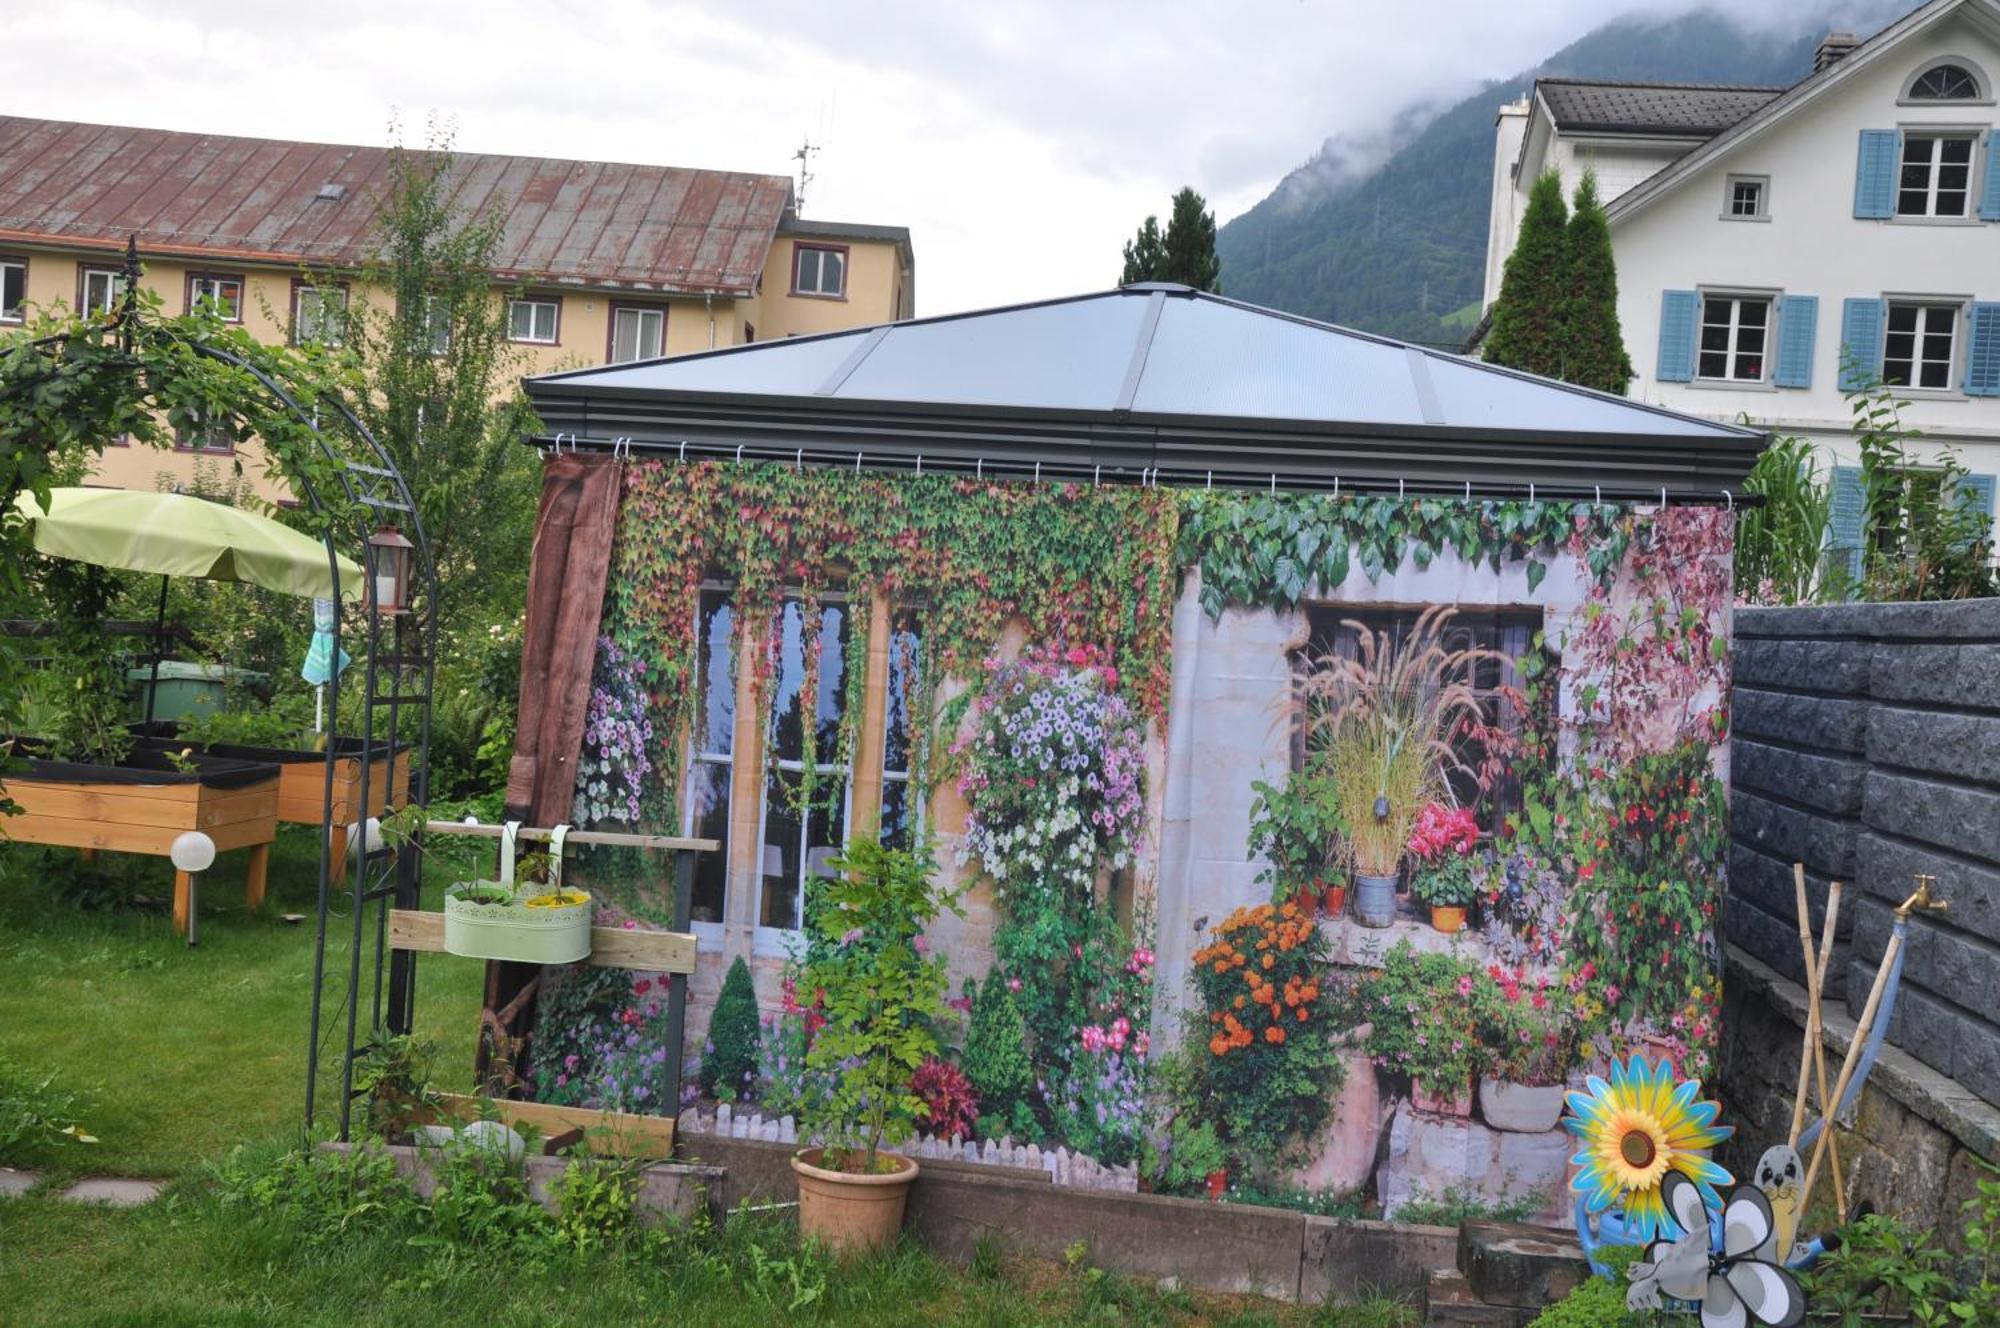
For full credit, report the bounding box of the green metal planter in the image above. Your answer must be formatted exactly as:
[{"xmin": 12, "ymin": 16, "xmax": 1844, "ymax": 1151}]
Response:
[{"xmin": 443, "ymin": 822, "xmax": 591, "ymax": 965}]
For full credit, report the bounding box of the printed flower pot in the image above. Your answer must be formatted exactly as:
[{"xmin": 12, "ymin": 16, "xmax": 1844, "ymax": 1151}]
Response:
[
  {"xmin": 1411, "ymin": 1077, "xmax": 1474, "ymax": 1117},
  {"xmin": 1205, "ymin": 1167, "xmax": 1229, "ymax": 1201},
  {"xmin": 1428, "ymin": 904, "xmax": 1466, "ymax": 934},
  {"xmin": 1479, "ymin": 1077, "xmax": 1567, "ymax": 1133},
  {"xmin": 1320, "ymin": 882, "xmax": 1347, "ymax": 920},
  {"xmin": 440, "ymin": 822, "xmax": 591, "ymax": 965},
  {"xmin": 792, "ymin": 1147, "xmax": 919, "ymax": 1255},
  {"xmin": 1352, "ymin": 872, "xmax": 1399, "ymax": 928}
]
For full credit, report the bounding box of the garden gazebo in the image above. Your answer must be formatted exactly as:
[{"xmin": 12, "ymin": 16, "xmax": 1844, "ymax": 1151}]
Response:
[{"xmin": 496, "ymin": 282, "xmax": 1763, "ymax": 1218}]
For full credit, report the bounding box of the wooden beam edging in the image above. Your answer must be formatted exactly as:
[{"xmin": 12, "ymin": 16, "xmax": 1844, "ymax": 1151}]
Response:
[
  {"xmin": 432, "ymin": 1092, "xmax": 677, "ymax": 1160},
  {"xmin": 388, "ymin": 908, "xmax": 696, "ymax": 974},
  {"xmin": 422, "ymin": 820, "xmax": 718, "ymax": 853}
]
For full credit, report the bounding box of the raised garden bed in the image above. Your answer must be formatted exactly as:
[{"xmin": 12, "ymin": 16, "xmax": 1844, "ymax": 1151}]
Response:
[
  {"xmin": 133, "ymin": 726, "xmax": 409, "ymax": 882},
  {"xmin": 0, "ymin": 746, "xmax": 279, "ymax": 932}
]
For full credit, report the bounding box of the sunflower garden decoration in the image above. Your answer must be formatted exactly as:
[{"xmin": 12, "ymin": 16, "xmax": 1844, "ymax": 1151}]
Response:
[{"xmin": 1566, "ymin": 1054, "xmax": 1734, "ymax": 1256}]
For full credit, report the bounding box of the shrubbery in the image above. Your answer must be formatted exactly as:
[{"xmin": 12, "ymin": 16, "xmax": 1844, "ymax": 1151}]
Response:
[{"xmin": 700, "ymin": 957, "xmax": 761, "ymax": 1101}]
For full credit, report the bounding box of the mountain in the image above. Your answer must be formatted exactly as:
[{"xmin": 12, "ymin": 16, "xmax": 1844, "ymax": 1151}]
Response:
[{"xmin": 1216, "ymin": 6, "xmax": 1908, "ymax": 349}]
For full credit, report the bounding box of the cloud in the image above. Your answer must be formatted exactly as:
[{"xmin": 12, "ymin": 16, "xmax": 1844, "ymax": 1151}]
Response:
[{"xmin": 0, "ymin": 0, "xmax": 1913, "ymax": 314}]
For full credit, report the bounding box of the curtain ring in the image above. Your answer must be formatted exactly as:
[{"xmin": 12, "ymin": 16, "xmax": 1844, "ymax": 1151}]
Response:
[
  {"xmin": 735, "ymin": 444, "xmax": 744, "ymax": 464},
  {"xmin": 1529, "ymin": 482, "xmax": 1535, "ymax": 502},
  {"xmin": 1205, "ymin": 470, "xmax": 1212, "ymax": 490},
  {"xmin": 1595, "ymin": 485, "xmax": 1602, "ymax": 504},
  {"xmin": 855, "ymin": 451, "xmax": 863, "ymax": 474},
  {"xmin": 1661, "ymin": 486, "xmax": 1668, "ymax": 507},
  {"xmin": 1095, "ymin": 465, "xmax": 1102, "ymax": 488},
  {"xmin": 796, "ymin": 447, "xmax": 804, "ymax": 471},
  {"xmin": 1333, "ymin": 476, "xmax": 1339, "ymax": 498},
  {"xmin": 1723, "ymin": 489, "xmax": 1735, "ymax": 512},
  {"xmin": 1269, "ymin": 473, "xmax": 1277, "ymax": 495},
  {"xmin": 1399, "ymin": 478, "xmax": 1406, "ymax": 499},
  {"xmin": 1034, "ymin": 461, "xmax": 1041, "ymax": 484},
  {"xmin": 1464, "ymin": 480, "xmax": 1471, "ymax": 501},
  {"xmin": 679, "ymin": 440, "xmax": 687, "ymax": 463},
  {"xmin": 916, "ymin": 454, "xmax": 923, "ymax": 477},
  {"xmin": 976, "ymin": 457, "xmax": 983, "ymax": 480}
]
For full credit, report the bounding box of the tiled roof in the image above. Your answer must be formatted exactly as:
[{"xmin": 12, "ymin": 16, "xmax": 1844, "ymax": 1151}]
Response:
[
  {"xmin": 1538, "ymin": 80, "xmax": 1785, "ymax": 137},
  {"xmin": 0, "ymin": 117, "xmax": 796, "ymax": 295}
]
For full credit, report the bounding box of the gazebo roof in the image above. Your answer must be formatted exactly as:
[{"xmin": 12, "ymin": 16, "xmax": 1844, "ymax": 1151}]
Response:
[{"xmin": 526, "ymin": 284, "xmax": 1766, "ymax": 498}]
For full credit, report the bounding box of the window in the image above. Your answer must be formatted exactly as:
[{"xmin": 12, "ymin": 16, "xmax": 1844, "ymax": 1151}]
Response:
[
  {"xmin": 1908, "ymin": 63, "xmax": 1982, "ymax": 101},
  {"xmin": 792, "ymin": 244, "xmax": 846, "ymax": 298},
  {"xmin": 425, "ymin": 300, "xmax": 452, "ymax": 356},
  {"xmin": 1725, "ymin": 175, "xmax": 1767, "ymax": 218},
  {"xmin": 684, "ymin": 588, "xmax": 737, "ymax": 926},
  {"xmin": 880, "ymin": 607, "xmax": 922, "ymax": 852},
  {"xmin": 174, "ymin": 410, "xmax": 235, "ymax": 454},
  {"xmin": 757, "ymin": 598, "xmax": 850, "ymax": 933},
  {"xmin": 0, "ymin": 257, "xmax": 23, "ymax": 323},
  {"xmin": 1299, "ymin": 607, "xmax": 1541, "ymax": 837},
  {"xmin": 506, "ymin": 298, "xmax": 559, "ymax": 345},
  {"xmin": 81, "ymin": 266, "xmax": 126, "ymax": 317},
  {"xmin": 1698, "ymin": 295, "xmax": 1770, "ymax": 382},
  {"xmin": 1884, "ymin": 301, "xmax": 1959, "ymax": 389},
  {"xmin": 1896, "ymin": 134, "xmax": 1977, "ymax": 217},
  {"xmin": 292, "ymin": 284, "xmax": 347, "ymax": 346},
  {"xmin": 609, "ymin": 305, "xmax": 664, "ymax": 362},
  {"xmin": 186, "ymin": 273, "xmax": 244, "ymax": 321}
]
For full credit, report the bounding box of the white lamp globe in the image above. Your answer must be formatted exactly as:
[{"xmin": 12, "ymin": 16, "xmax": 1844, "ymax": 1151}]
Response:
[{"xmin": 170, "ymin": 831, "xmax": 217, "ymax": 873}]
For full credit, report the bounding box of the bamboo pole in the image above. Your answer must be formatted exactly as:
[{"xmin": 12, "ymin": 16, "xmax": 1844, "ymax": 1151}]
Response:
[
  {"xmin": 1813, "ymin": 881, "xmax": 1847, "ymax": 1220},
  {"xmin": 1788, "ymin": 864, "xmax": 1819, "ymax": 1141}
]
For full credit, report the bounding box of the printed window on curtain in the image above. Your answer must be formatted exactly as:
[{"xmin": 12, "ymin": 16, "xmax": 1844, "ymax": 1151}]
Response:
[
  {"xmin": 758, "ymin": 598, "xmax": 851, "ymax": 940},
  {"xmin": 879, "ymin": 608, "xmax": 922, "ymax": 852},
  {"xmin": 1298, "ymin": 606, "xmax": 1543, "ymax": 837},
  {"xmin": 683, "ymin": 587, "xmax": 738, "ymax": 927}
]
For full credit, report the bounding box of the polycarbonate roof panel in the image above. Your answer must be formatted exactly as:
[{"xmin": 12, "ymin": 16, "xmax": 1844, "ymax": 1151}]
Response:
[
  {"xmin": 833, "ymin": 295, "xmax": 1149, "ymax": 409},
  {"xmin": 1130, "ymin": 295, "xmax": 1424, "ymax": 421},
  {"xmin": 556, "ymin": 330, "xmax": 869, "ymax": 395},
  {"xmin": 530, "ymin": 287, "xmax": 1758, "ymax": 442}
]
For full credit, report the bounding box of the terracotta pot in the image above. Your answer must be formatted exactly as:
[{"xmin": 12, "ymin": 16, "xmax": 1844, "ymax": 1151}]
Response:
[
  {"xmin": 1479, "ymin": 1077, "xmax": 1567, "ymax": 1133},
  {"xmin": 1205, "ymin": 1167, "xmax": 1229, "ymax": 1201},
  {"xmin": 791, "ymin": 1147, "xmax": 919, "ymax": 1256},
  {"xmin": 1321, "ymin": 882, "xmax": 1347, "ymax": 920},
  {"xmin": 1352, "ymin": 872, "xmax": 1399, "ymax": 928},
  {"xmin": 1428, "ymin": 904, "xmax": 1466, "ymax": 934},
  {"xmin": 1411, "ymin": 1077, "xmax": 1474, "ymax": 1117}
]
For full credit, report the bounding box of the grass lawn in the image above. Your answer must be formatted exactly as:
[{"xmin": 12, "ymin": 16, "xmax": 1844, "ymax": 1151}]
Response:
[{"xmin": 0, "ymin": 829, "xmax": 489, "ymax": 1178}]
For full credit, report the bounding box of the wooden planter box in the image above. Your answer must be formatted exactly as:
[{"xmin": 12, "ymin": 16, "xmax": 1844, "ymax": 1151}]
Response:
[
  {"xmin": 0, "ymin": 748, "xmax": 280, "ymax": 933},
  {"xmin": 134, "ymin": 728, "xmax": 408, "ymax": 883}
]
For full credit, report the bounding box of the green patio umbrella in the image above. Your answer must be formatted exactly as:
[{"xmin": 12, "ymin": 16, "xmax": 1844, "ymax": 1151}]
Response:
[{"xmin": 12, "ymin": 487, "xmax": 363, "ymax": 724}]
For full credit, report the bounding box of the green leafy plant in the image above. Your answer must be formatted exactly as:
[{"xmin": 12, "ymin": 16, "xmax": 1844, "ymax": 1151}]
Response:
[
  {"xmin": 1848, "ymin": 376, "xmax": 1997, "ymax": 603},
  {"xmin": 1161, "ymin": 1115, "xmax": 1228, "ymax": 1191},
  {"xmin": 797, "ymin": 836, "xmax": 959, "ymax": 1173},
  {"xmin": 959, "ymin": 976, "xmax": 1035, "ymax": 1130},
  {"xmin": 1397, "ymin": 1183, "xmax": 1541, "ymax": 1228},
  {"xmin": 348, "ymin": 1032, "xmax": 442, "ymax": 1140},
  {"xmin": 700, "ymin": 956, "xmax": 760, "ymax": 1102},
  {"xmin": 1735, "ymin": 433, "xmax": 1832, "ymax": 604},
  {"xmin": 1356, "ymin": 941, "xmax": 1488, "ymax": 1095},
  {"xmin": 1246, "ymin": 773, "xmax": 1343, "ymax": 904},
  {"xmin": 0, "ymin": 1051, "xmax": 99, "ymax": 1164}
]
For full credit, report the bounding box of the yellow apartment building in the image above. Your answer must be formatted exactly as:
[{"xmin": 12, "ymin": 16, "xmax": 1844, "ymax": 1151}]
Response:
[{"xmin": 0, "ymin": 116, "xmax": 914, "ymax": 499}]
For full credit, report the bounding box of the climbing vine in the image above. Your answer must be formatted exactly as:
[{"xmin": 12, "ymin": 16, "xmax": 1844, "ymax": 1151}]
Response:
[
  {"xmin": 603, "ymin": 461, "xmax": 1181, "ymax": 827},
  {"xmin": 1177, "ymin": 492, "xmax": 1632, "ymax": 616}
]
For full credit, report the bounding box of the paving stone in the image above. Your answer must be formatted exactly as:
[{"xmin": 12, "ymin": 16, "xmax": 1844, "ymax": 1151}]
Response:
[
  {"xmin": 60, "ymin": 1177, "xmax": 163, "ymax": 1208},
  {"xmin": 0, "ymin": 1168, "xmax": 39, "ymax": 1198},
  {"xmin": 1422, "ymin": 1268, "xmax": 1534, "ymax": 1327},
  {"xmin": 1458, "ymin": 1221, "xmax": 1589, "ymax": 1309}
]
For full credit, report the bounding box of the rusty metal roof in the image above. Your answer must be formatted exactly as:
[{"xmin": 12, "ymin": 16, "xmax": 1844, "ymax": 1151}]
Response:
[{"xmin": 0, "ymin": 116, "xmax": 795, "ymax": 296}]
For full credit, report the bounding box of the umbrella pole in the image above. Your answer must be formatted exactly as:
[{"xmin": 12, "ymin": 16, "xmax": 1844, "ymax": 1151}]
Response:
[
  {"xmin": 315, "ymin": 685, "xmax": 325, "ymax": 735},
  {"xmin": 145, "ymin": 574, "xmax": 168, "ymax": 728}
]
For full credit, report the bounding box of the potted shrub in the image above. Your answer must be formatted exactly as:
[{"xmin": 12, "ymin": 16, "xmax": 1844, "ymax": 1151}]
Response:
[
  {"xmin": 1359, "ymin": 941, "xmax": 1485, "ymax": 1117},
  {"xmin": 1247, "ymin": 775, "xmax": 1344, "ymax": 918},
  {"xmin": 1294, "ymin": 608, "xmax": 1495, "ymax": 929},
  {"xmin": 1408, "ymin": 802, "xmax": 1481, "ymax": 933},
  {"xmin": 1472, "ymin": 966, "xmax": 1579, "ymax": 1133},
  {"xmin": 442, "ymin": 824, "xmax": 591, "ymax": 965},
  {"xmin": 791, "ymin": 836, "xmax": 958, "ymax": 1256}
]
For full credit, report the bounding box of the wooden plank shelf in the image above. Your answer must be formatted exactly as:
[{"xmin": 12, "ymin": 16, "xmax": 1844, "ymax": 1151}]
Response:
[
  {"xmin": 388, "ymin": 908, "xmax": 697, "ymax": 974},
  {"xmin": 421, "ymin": 820, "xmax": 716, "ymax": 853}
]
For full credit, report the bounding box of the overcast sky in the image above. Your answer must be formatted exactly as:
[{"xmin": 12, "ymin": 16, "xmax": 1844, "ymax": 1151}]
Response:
[{"xmin": 8, "ymin": 1, "xmax": 1861, "ymax": 314}]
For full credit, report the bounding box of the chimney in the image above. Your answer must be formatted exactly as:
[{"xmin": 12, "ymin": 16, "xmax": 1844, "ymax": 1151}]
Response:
[{"xmin": 1814, "ymin": 30, "xmax": 1861, "ymax": 73}]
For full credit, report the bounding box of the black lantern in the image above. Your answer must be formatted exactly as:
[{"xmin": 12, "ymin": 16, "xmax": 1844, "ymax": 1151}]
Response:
[{"xmin": 367, "ymin": 524, "xmax": 413, "ymax": 615}]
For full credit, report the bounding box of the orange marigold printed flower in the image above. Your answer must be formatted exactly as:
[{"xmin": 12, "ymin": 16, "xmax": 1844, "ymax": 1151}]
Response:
[
  {"xmin": 1296, "ymin": 1007, "xmax": 1310, "ymax": 1022},
  {"xmin": 1262, "ymin": 954, "xmax": 1275, "ymax": 970},
  {"xmin": 1213, "ymin": 960, "xmax": 1229, "ymax": 974},
  {"xmin": 1233, "ymin": 994, "xmax": 1246, "ymax": 1010},
  {"xmin": 1266, "ymin": 1026, "xmax": 1286, "ymax": 1044},
  {"xmin": 1209, "ymin": 1035, "xmax": 1228, "ymax": 1056}
]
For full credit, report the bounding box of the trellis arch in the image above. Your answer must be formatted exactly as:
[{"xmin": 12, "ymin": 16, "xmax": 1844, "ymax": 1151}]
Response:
[{"xmin": 0, "ymin": 239, "xmax": 439, "ymax": 1139}]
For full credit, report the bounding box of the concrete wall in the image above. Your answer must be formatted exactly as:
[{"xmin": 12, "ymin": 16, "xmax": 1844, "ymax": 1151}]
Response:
[{"xmin": 1728, "ymin": 600, "xmax": 2000, "ymax": 1108}]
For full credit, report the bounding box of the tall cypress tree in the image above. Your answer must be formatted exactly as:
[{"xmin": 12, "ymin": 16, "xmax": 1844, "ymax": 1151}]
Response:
[
  {"xmin": 1562, "ymin": 172, "xmax": 1635, "ymax": 395},
  {"xmin": 1482, "ymin": 169, "xmax": 1569, "ymax": 379},
  {"xmin": 1120, "ymin": 215, "xmax": 1166, "ymax": 286}
]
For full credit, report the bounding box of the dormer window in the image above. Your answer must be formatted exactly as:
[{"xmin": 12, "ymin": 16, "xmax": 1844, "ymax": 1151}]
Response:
[{"xmin": 1908, "ymin": 62, "xmax": 1981, "ymax": 101}]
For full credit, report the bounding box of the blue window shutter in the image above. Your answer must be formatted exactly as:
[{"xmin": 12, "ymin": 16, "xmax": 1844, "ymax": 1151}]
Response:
[
  {"xmin": 1839, "ymin": 298, "xmax": 1885, "ymax": 390},
  {"xmin": 1982, "ymin": 131, "xmax": 2000, "ymax": 221},
  {"xmin": 1958, "ymin": 473, "xmax": 1997, "ymax": 547},
  {"xmin": 1966, "ymin": 302, "xmax": 2000, "ymax": 396},
  {"xmin": 1854, "ymin": 130, "xmax": 1899, "ymax": 218},
  {"xmin": 1826, "ymin": 465, "xmax": 1867, "ymax": 592},
  {"xmin": 1774, "ymin": 295, "xmax": 1818, "ymax": 388},
  {"xmin": 1657, "ymin": 290, "xmax": 1698, "ymax": 382}
]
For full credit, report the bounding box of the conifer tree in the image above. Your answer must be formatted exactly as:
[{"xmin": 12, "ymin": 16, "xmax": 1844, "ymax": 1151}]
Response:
[
  {"xmin": 1121, "ymin": 187, "xmax": 1222, "ymax": 292},
  {"xmin": 1561, "ymin": 172, "xmax": 1635, "ymax": 395},
  {"xmin": 700, "ymin": 955, "xmax": 761, "ymax": 1100},
  {"xmin": 1482, "ymin": 169, "xmax": 1569, "ymax": 379}
]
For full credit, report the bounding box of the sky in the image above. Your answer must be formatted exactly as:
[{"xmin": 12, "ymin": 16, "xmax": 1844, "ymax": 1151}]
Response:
[{"xmin": 5, "ymin": 0, "xmax": 1864, "ymax": 315}]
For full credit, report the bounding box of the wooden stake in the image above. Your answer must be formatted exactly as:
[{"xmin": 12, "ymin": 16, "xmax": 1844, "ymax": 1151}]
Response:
[
  {"xmin": 1814, "ymin": 881, "xmax": 1848, "ymax": 1220},
  {"xmin": 1788, "ymin": 864, "xmax": 1818, "ymax": 1142}
]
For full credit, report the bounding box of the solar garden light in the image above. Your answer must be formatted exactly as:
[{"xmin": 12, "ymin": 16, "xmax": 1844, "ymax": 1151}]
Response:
[{"xmin": 170, "ymin": 830, "xmax": 216, "ymax": 947}]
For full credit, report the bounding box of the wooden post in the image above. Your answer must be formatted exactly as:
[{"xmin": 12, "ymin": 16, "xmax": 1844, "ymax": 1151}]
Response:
[
  {"xmin": 245, "ymin": 842, "xmax": 269, "ymax": 913},
  {"xmin": 660, "ymin": 848, "xmax": 696, "ymax": 1141},
  {"xmin": 173, "ymin": 869, "xmax": 193, "ymax": 935},
  {"xmin": 1788, "ymin": 865, "xmax": 1847, "ymax": 1217}
]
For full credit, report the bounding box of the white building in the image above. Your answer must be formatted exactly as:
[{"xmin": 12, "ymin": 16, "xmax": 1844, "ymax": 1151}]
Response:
[{"xmin": 1482, "ymin": 0, "xmax": 2000, "ymax": 572}]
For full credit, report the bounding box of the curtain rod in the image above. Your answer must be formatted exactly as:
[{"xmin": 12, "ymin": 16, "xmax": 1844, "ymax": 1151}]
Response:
[{"xmin": 532, "ymin": 432, "xmax": 1756, "ymax": 509}]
